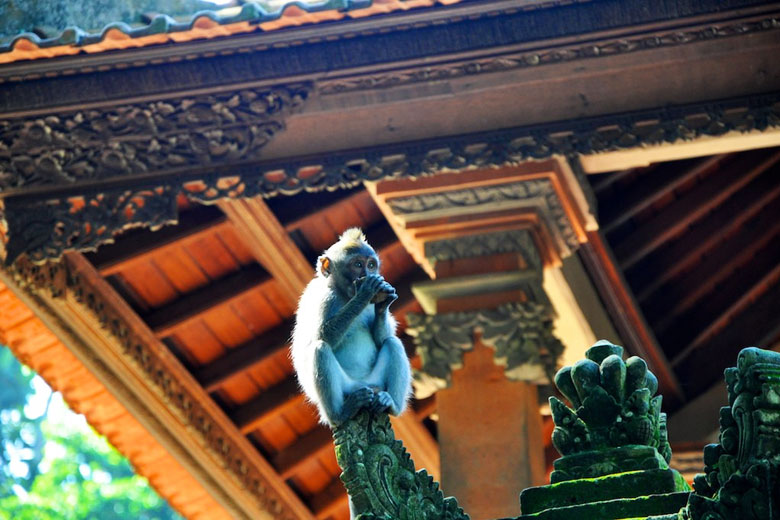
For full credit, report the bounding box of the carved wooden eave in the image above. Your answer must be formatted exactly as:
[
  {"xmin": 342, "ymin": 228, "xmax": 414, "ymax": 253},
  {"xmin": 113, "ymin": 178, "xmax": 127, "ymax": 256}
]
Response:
[
  {"xmin": 367, "ymin": 157, "xmax": 607, "ymax": 393},
  {"xmin": 1, "ymin": 0, "xmax": 780, "ymax": 264},
  {"xmin": 1, "ymin": 1, "xmax": 779, "ymax": 516},
  {"xmin": 365, "ymin": 158, "xmax": 595, "ymax": 278},
  {"xmin": 1, "ymin": 254, "xmax": 315, "ymax": 520}
]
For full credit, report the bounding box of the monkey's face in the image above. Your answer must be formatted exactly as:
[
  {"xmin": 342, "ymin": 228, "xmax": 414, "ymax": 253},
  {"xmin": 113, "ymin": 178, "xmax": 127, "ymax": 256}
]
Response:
[
  {"xmin": 341, "ymin": 252, "xmax": 379, "ymax": 297},
  {"xmin": 319, "ymin": 243, "xmax": 381, "ymax": 298}
]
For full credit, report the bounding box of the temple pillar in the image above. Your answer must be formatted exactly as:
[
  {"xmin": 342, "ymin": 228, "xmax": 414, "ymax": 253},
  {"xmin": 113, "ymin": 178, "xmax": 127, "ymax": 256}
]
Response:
[
  {"xmin": 438, "ymin": 342, "xmax": 546, "ymax": 519},
  {"xmin": 366, "ymin": 157, "xmax": 602, "ymax": 519}
]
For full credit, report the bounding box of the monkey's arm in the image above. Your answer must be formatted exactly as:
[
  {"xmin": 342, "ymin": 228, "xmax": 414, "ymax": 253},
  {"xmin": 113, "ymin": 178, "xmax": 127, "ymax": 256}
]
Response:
[
  {"xmin": 372, "ymin": 284, "xmax": 398, "ymax": 346},
  {"xmin": 320, "ymin": 275, "xmax": 383, "ymax": 348}
]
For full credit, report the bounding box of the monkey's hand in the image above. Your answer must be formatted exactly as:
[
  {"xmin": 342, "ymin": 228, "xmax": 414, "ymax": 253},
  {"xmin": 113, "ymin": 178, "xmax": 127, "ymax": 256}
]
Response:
[
  {"xmin": 340, "ymin": 386, "xmax": 376, "ymax": 423},
  {"xmin": 371, "ymin": 391, "xmax": 395, "ymax": 414},
  {"xmin": 354, "ymin": 274, "xmax": 386, "ymax": 305},
  {"xmin": 374, "ymin": 282, "xmax": 398, "ymax": 313}
]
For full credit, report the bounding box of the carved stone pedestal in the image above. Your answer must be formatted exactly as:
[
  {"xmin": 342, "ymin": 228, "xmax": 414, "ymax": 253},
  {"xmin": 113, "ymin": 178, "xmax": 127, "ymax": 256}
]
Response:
[{"xmin": 517, "ymin": 341, "xmax": 690, "ymax": 520}]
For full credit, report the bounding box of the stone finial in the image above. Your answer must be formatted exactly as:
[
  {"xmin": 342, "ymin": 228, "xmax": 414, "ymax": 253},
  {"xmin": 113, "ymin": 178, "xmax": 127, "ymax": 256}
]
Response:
[{"xmin": 549, "ymin": 340, "xmax": 672, "ymax": 482}]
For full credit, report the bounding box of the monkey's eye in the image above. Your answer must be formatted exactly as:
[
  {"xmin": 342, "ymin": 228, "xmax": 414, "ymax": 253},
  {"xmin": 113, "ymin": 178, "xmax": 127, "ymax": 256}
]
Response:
[
  {"xmin": 367, "ymin": 260, "xmax": 377, "ymax": 270},
  {"xmin": 354, "ymin": 261, "xmax": 363, "ymax": 269}
]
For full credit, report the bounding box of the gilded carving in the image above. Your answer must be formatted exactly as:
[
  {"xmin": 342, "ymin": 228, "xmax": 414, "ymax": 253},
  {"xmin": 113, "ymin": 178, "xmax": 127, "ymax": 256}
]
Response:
[
  {"xmin": 3, "ymin": 94, "xmax": 779, "ymax": 264},
  {"xmin": 3, "ymin": 185, "xmax": 179, "ymax": 264}
]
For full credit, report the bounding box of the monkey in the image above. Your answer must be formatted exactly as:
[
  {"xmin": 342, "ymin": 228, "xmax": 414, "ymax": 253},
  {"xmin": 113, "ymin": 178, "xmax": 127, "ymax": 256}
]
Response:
[{"xmin": 291, "ymin": 228, "xmax": 412, "ymax": 427}]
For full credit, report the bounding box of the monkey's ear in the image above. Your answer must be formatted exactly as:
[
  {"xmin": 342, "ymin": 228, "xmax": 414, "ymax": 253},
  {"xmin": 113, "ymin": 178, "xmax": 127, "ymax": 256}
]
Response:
[{"xmin": 318, "ymin": 255, "xmax": 332, "ymax": 278}]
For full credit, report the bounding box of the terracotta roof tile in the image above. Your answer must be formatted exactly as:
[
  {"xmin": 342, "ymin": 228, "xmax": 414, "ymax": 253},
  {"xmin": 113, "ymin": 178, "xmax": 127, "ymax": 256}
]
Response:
[{"xmin": 0, "ymin": 0, "xmax": 461, "ymax": 65}]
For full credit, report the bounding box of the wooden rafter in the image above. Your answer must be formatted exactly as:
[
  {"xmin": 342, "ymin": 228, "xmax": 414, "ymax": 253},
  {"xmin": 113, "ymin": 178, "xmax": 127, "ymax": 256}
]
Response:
[
  {"xmin": 647, "ymin": 200, "xmax": 780, "ymax": 333},
  {"xmin": 614, "ymin": 149, "xmax": 780, "ymax": 270},
  {"xmin": 218, "ymin": 198, "xmax": 313, "ymax": 306},
  {"xmin": 578, "ymin": 231, "xmax": 684, "ymax": 408},
  {"xmin": 142, "ymin": 263, "xmax": 270, "ymax": 338},
  {"xmin": 196, "ymin": 320, "xmax": 292, "ymax": 393},
  {"xmin": 311, "ymin": 478, "xmax": 349, "ymax": 520},
  {"xmin": 87, "ymin": 205, "xmax": 230, "ymax": 276},
  {"xmin": 632, "ymin": 164, "xmax": 780, "ymax": 302},
  {"xmin": 600, "ymin": 155, "xmax": 724, "ymax": 234},
  {"xmin": 669, "ymin": 236, "xmax": 780, "ymax": 366},
  {"xmin": 232, "ymin": 376, "xmax": 305, "ymax": 434},
  {"xmin": 214, "ymin": 193, "xmax": 441, "ymax": 482},
  {"xmin": 6, "ymin": 253, "xmax": 315, "ymax": 520},
  {"xmin": 272, "ymin": 425, "xmax": 333, "ymax": 480},
  {"xmin": 672, "ymin": 276, "xmax": 780, "ymax": 397}
]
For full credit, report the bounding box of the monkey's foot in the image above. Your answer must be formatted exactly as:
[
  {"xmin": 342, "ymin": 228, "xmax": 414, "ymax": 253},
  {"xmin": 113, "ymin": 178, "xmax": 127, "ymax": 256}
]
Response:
[
  {"xmin": 371, "ymin": 391, "xmax": 394, "ymax": 413},
  {"xmin": 342, "ymin": 386, "xmax": 376, "ymax": 421}
]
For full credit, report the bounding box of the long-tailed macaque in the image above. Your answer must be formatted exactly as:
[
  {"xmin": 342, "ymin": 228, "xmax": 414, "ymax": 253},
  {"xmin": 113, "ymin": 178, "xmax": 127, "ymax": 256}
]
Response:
[{"xmin": 291, "ymin": 228, "xmax": 411, "ymax": 427}]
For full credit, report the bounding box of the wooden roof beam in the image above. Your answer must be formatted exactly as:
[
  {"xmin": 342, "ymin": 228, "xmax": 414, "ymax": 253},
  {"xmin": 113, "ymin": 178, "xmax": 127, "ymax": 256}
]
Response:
[
  {"xmin": 197, "ymin": 265, "xmax": 422, "ymax": 393},
  {"xmin": 601, "ymin": 155, "xmax": 724, "ymax": 234},
  {"xmin": 142, "ymin": 263, "xmax": 270, "ymax": 338},
  {"xmin": 9, "ymin": 252, "xmax": 315, "ymax": 519},
  {"xmin": 279, "ymin": 189, "xmax": 369, "ymax": 232},
  {"xmin": 311, "ymin": 478, "xmax": 349, "ymax": 520},
  {"xmin": 272, "ymin": 425, "xmax": 333, "ymax": 480},
  {"xmin": 231, "ymin": 376, "xmax": 304, "ymax": 434},
  {"xmin": 671, "ymin": 276, "xmax": 780, "ymax": 399},
  {"xmin": 669, "ymin": 234, "xmax": 780, "ymax": 367},
  {"xmin": 578, "ymin": 231, "xmax": 685, "ymax": 408},
  {"xmin": 632, "ymin": 163, "xmax": 780, "ymax": 302},
  {"xmin": 615, "ymin": 148, "xmax": 780, "ymax": 270},
  {"xmin": 86, "ymin": 205, "xmax": 230, "ymax": 276},
  {"xmin": 217, "ymin": 198, "xmax": 312, "ymax": 307},
  {"xmin": 413, "ymin": 395, "xmax": 436, "ymax": 421},
  {"xmin": 646, "ymin": 197, "xmax": 780, "ymax": 331},
  {"xmin": 196, "ymin": 320, "xmax": 292, "ymax": 393}
]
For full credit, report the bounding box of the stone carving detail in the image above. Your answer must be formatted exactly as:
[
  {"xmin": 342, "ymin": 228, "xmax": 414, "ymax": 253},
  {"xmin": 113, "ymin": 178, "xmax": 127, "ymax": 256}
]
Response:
[
  {"xmin": 424, "ymin": 230, "xmax": 542, "ymax": 270},
  {"xmin": 519, "ymin": 340, "xmax": 690, "ymax": 520},
  {"xmin": 7, "ymin": 257, "xmax": 301, "ymax": 520},
  {"xmin": 3, "ymin": 186, "xmax": 179, "ymax": 264},
  {"xmin": 549, "ymin": 340, "xmax": 672, "ymax": 483},
  {"xmin": 0, "ymin": 84, "xmax": 311, "ymax": 191},
  {"xmin": 389, "ymin": 180, "xmax": 579, "ymax": 252},
  {"xmin": 333, "ymin": 409, "xmax": 469, "ymax": 520},
  {"xmin": 682, "ymin": 347, "xmax": 780, "ymax": 520},
  {"xmin": 407, "ymin": 300, "xmax": 563, "ymax": 395}
]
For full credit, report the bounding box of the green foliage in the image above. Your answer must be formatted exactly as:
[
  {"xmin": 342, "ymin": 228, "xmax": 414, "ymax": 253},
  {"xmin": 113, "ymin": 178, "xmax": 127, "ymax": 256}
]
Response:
[
  {"xmin": 0, "ymin": 346, "xmax": 44, "ymax": 496},
  {"xmin": 0, "ymin": 345, "xmax": 182, "ymax": 520}
]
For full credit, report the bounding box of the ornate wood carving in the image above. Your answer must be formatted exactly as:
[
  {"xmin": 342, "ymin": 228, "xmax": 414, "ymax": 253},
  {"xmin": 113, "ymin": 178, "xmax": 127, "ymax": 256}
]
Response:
[
  {"xmin": 388, "ymin": 180, "xmax": 579, "ymax": 253},
  {"xmin": 3, "ymin": 93, "xmax": 779, "ymax": 264},
  {"xmin": 407, "ymin": 301, "xmax": 563, "ymax": 395},
  {"xmin": 423, "ymin": 229, "xmax": 542, "ymax": 270},
  {"xmin": 319, "ymin": 16, "xmax": 780, "ymax": 95},
  {"xmin": 3, "ymin": 185, "xmax": 179, "ymax": 265},
  {"xmin": 6, "ymin": 255, "xmax": 312, "ymax": 520},
  {"xmin": 0, "ymin": 84, "xmax": 311, "ymax": 191}
]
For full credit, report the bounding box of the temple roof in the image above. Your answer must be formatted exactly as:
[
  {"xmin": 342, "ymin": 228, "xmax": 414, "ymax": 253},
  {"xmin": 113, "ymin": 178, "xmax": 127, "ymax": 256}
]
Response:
[{"xmin": 0, "ymin": 0, "xmax": 460, "ymax": 64}]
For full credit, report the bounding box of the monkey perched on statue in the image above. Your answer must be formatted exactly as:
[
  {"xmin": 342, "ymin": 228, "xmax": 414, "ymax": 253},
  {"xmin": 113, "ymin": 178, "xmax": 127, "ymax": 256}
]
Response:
[{"xmin": 291, "ymin": 228, "xmax": 412, "ymax": 427}]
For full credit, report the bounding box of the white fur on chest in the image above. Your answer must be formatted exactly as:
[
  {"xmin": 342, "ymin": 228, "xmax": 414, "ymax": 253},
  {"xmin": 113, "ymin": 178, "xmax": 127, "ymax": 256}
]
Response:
[{"xmin": 335, "ymin": 306, "xmax": 377, "ymax": 378}]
